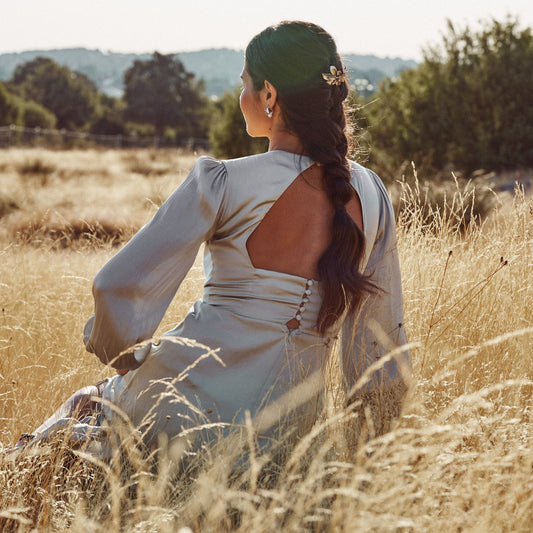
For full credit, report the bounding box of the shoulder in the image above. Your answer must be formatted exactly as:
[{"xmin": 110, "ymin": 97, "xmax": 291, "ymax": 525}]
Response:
[
  {"xmin": 348, "ymin": 160, "xmax": 383, "ymax": 189},
  {"xmin": 348, "ymin": 160, "xmax": 393, "ymax": 210},
  {"xmin": 219, "ymin": 151, "xmax": 274, "ymax": 174},
  {"xmin": 191, "ymin": 153, "xmax": 277, "ymax": 187},
  {"xmin": 347, "ymin": 160, "xmax": 397, "ymax": 261},
  {"xmin": 191, "ymin": 154, "xmax": 276, "ymax": 199},
  {"xmin": 187, "ymin": 155, "xmax": 228, "ymax": 192},
  {"xmin": 218, "ymin": 152, "xmax": 285, "ymax": 198},
  {"xmin": 193, "ymin": 155, "xmax": 227, "ymax": 177}
]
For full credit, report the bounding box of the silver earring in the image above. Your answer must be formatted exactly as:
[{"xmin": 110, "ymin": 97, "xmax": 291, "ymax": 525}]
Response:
[{"xmin": 265, "ymin": 105, "xmax": 273, "ymax": 118}]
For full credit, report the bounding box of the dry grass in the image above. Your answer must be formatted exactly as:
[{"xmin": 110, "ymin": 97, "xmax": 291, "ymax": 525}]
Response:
[
  {"xmin": 0, "ymin": 148, "xmax": 532, "ymax": 532},
  {"xmin": 0, "ymin": 147, "xmax": 199, "ymax": 247}
]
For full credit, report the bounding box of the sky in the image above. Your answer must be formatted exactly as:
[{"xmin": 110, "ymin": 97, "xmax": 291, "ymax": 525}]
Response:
[{"xmin": 1, "ymin": 0, "xmax": 532, "ymax": 60}]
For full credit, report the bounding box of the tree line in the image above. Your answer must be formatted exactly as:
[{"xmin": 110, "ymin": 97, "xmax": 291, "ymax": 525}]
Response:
[
  {"xmin": 362, "ymin": 16, "xmax": 533, "ymax": 178},
  {"xmin": 0, "ymin": 52, "xmax": 210, "ymax": 145},
  {"xmin": 1, "ymin": 16, "xmax": 531, "ymax": 178}
]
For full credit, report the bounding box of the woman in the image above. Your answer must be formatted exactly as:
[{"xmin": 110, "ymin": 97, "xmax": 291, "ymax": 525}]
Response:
[{"xmin": 13, "ymin": 21, "xmax": 410, "ymax": 453}]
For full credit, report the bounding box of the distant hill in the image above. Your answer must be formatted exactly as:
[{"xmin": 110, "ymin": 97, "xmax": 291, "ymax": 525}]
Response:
[{"xmin": 0, "ymin": 48, "xmax": 417, "ymax": 98}]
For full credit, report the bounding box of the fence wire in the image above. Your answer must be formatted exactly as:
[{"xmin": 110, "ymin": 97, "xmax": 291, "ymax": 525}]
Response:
[{"xmin": 0, "ymin": 125, "xmax": 209, "ymax": 150}]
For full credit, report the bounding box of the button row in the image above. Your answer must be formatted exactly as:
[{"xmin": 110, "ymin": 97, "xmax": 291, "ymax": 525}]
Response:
[{"xmin": 293, "ymin": 279, "xmax": 313, "ymax": 326}]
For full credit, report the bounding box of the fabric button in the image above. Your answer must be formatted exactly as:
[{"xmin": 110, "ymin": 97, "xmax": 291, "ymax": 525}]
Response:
[
  {"xmin": 305, "ymin": 289, "xmax": 311, "ymax": 295},
  {"xmin": 296, "ymin": 314, "xmax": 302, "ymax": 321}
]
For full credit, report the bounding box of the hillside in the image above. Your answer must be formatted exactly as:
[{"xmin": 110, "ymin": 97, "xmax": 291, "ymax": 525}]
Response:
[{"xmin": 0, "ymin": 47, "xmax": 417, "ymax": 98}]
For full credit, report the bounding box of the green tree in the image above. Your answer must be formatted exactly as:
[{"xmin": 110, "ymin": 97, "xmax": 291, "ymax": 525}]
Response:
[
  {"xmin": 90, "ymin": 94, "xmax": 126, "ymax": 135},
  {"xmin": 209, "ymin": 88, "xmax": 268, "ymax": 159},
  {"xmin": 0, "ymin": 82, "xmax": 19, "ymax": 125},
  {"xmin": 367, "ymin": 16, "xmax": 533, "ymax": 176},
  {"xmin": 123, "ymin": 52, "xmax": 208, "ymax": 139},
  {"xmin": 9, "ymin": 57, "xmax": 98, "ymax": 129},
  {"xmin": 0, "ymin": 81, "xmax": 56, "ymax": 128}
]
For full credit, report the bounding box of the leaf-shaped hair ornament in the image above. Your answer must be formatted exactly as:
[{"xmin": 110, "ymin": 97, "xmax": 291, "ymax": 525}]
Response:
[{"xmin": 321, "ymin": 65, "xmax": 348, "ymax": 86}]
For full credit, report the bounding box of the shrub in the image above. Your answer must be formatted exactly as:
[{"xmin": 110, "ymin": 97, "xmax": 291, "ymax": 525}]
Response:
[
  {"xmin": 366, "ymin": 16, "xmax": 533, "ymax": 178},
  {"xmin": 20, "ymin": 100, "xmax": 56, "ymax": 129},
  {"xmin": 0, "ymin": 82, "xmax": 21, "ymax": 125}
]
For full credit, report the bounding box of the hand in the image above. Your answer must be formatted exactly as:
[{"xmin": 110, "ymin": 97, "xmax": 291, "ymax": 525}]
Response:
[{"xmin": 116, "ymin": 368, "xmax": 130, "ymax": 376}]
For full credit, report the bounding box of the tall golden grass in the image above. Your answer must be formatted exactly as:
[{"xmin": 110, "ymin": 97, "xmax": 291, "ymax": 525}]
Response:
[{"xmin": 0, "ymin": 148, "xmax": 532, "ymax": 532}]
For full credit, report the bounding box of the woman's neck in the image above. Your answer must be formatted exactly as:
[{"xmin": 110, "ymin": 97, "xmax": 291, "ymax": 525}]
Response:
[{"xmin": 267, "ymin": 122, "xmax": 305, "ymax": 155}]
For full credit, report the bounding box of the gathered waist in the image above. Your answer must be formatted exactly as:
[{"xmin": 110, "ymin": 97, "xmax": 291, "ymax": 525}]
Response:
[{"xmin": 202, "ymin": 280, "xmax": 322, "ymax": 333}]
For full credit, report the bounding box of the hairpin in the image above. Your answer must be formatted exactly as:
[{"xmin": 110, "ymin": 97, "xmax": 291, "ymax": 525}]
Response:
[{"xmin": 322, "ymin": 65, "xmax": 347, "ymax": 86}]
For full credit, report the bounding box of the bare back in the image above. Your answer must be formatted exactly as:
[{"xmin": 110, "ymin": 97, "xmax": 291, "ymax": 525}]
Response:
[{"xmin": 246, "ymin": 164, "xmax": 363, "ymax": 280}]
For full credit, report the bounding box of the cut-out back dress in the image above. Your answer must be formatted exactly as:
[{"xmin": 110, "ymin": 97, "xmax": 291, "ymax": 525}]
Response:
[{"xmin": 83, "ymin": 150, "xmax": 410, "ymax": 446}]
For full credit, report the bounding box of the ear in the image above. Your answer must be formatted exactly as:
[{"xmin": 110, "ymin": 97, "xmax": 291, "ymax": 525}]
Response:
[{"xmin": 262, "ymin": 80, "xmax": 278, "ymax": 109}]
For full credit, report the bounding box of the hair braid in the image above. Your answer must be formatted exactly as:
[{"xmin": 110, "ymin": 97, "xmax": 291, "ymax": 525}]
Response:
[
  {"xmin": 311, "ymin": 86, "xmax": 374, "ymax": 332},
  {"xmin": 246, "ymin": 21, "xmax": 376, "ymax": 334}
]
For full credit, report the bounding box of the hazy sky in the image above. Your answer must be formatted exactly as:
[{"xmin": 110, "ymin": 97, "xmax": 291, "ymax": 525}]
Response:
[{"xmin": 1, "ymin": 0, "xmax": 531, "ymax": 59}]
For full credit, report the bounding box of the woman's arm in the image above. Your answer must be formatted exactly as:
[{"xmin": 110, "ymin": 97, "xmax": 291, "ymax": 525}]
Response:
[
  {"xmin": 84, "ymin": 157, "xmax": 227, "ymax": 369},
  {"xmin": 340, "ymin": 171, "xmax": 411, "ymax": 398}
]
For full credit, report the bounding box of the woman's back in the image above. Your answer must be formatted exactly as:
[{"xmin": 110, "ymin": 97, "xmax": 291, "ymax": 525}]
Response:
[{"xmin": 246, "ymin": 155, "xmax": 363, "ymax": 281}]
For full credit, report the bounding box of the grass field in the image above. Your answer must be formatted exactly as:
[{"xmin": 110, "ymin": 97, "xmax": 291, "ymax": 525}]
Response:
[{"xmin": 0, "ymin": 148, "xmax": 532, "ymax": 532}]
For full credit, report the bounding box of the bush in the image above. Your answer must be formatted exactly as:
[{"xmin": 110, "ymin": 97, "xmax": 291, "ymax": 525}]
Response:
[
  {"xmin": 124, "ymin": 122, "xmax": 156, "ymax": 138},
  {"xmin": 20, "ymin": 100, "xmax": 56, "ymax": 129},
  {"xmin": 90, "ymin": 112, "xmax": 125, "ymax": 136},
  {"xmin": 0, "ymin": 81, "xmax": 57, "ymax": 129},
  {"xmin": 0, "ymin": 82, "xmax": 21, "ymax": 125},
  {"xmin": 366, "ymin": 16, "xmax": 533, "ymax": 178},
  {"xmin": 89, "ymin": 95, "xmax": 125, "ymax": 135}
]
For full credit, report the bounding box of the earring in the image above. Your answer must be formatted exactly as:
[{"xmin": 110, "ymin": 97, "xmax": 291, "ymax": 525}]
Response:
[{"xmin": 265, "ymin": 105, "xmax": 273, "ymax": 118}]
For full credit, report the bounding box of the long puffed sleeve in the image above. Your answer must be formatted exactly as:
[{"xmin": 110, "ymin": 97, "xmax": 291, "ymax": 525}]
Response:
[
  {"xmin": 84, "ymin": 156, "xmax": 227, "ymax": 369},
  {"xmin": 340, "ymin": 172, "xmax": 411, "ymax": 400}
]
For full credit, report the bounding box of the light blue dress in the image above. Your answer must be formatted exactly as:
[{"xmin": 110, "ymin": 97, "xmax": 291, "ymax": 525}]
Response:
[{"xmin": 83, "ymin": 150, "xmax": 410, "ymax": 447}]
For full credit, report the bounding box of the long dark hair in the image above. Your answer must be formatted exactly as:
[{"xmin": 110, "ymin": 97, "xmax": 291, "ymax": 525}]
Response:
[{"xmin": 245, "ymin": 21, "xmax": 375, "ymax": 334}]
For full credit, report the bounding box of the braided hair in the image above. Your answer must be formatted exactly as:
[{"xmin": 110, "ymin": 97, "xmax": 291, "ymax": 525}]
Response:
[{"xmin": 245, "ymin": 21, "xmax": 375, "ymax": 334}]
